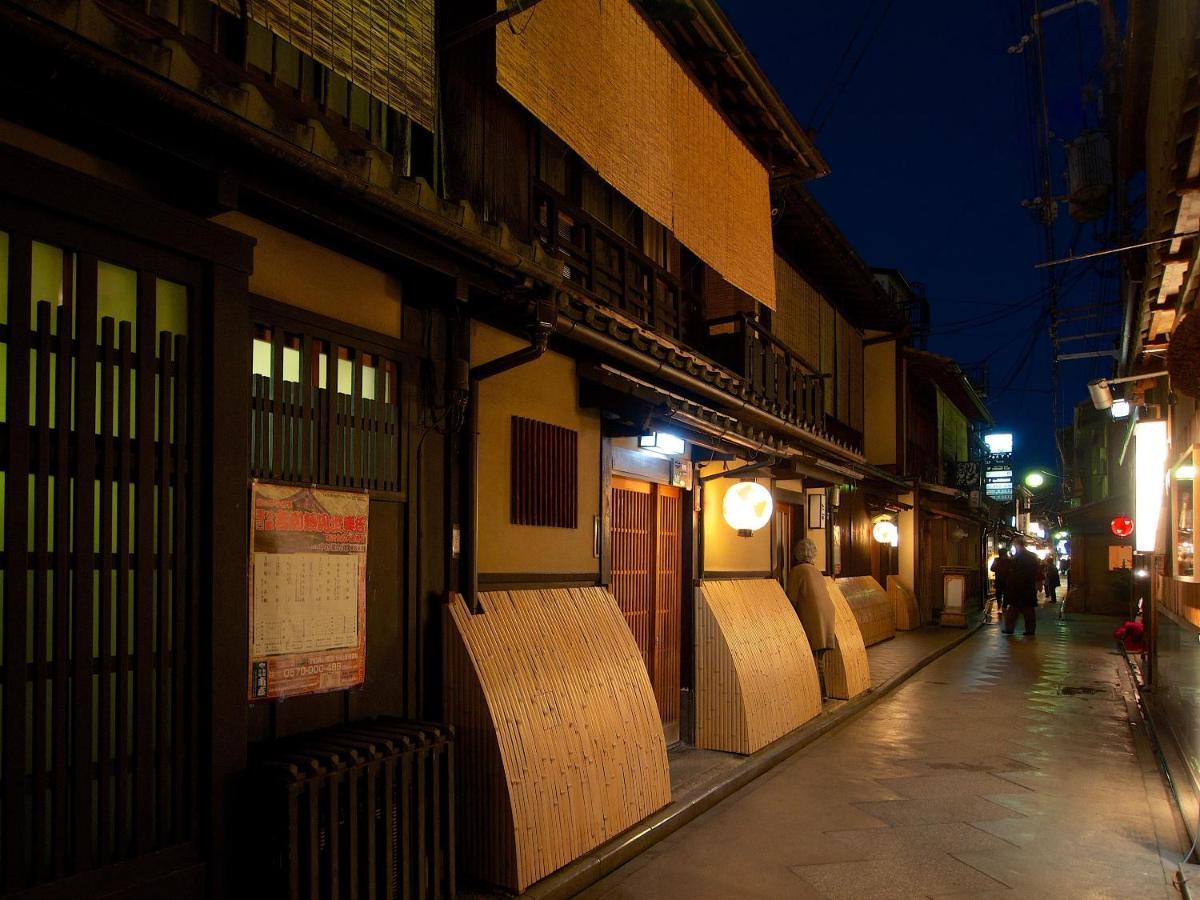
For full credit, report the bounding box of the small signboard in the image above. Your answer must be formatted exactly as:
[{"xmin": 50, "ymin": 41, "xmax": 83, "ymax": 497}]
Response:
[{"xmin": 248, "ymin": 481, "xmax": 368, "ymax": 701}]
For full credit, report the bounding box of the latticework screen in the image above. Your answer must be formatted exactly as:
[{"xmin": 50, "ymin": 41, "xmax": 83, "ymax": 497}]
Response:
[
  {"xmin": 498, "ymin": 0, "xmax": 777, "ymax": 309},
  {"xmin": 773, "ymin": 254, "xmax": 823, "ymax": 366},
  {"xmin": 241, "ymin": 0, "xmax": 435, "ymax": 130}
]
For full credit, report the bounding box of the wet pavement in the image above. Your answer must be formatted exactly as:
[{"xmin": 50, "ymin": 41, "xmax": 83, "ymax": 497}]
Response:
[{"xmin": 582, "ymin": 609, "xmax": 1187, "ymax": 899}]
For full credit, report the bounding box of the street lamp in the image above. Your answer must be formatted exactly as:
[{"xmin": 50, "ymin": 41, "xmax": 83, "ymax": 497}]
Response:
[{"xmin": 1023, "ymin": 469, "xmax": 1060, "ymax": 489}]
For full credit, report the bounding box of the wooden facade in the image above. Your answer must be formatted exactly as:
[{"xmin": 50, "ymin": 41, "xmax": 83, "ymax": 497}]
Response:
[{"xmin": 0, "ymin": 0, "xmax": 909, "ymax": 895}]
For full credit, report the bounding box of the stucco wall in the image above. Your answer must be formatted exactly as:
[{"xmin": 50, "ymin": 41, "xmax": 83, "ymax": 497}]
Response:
[
  {"xmin": 214, "ymin": 211, "xmax": 405, "ymax": 338},
  {"xmin": 472, "ymin": 321, "xmax": 601, "ymax": 575},
  {"xmin": 702, "ymin": 467, "xmax": 772, "ymax": 574}
]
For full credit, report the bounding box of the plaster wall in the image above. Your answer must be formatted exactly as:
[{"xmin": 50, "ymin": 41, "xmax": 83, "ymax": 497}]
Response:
[{"xmin": 472, "ymin": 321, "xmax": 601, "ymax": 575}]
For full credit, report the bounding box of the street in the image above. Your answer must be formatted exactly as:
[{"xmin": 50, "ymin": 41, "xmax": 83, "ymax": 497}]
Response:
[{"xmin": 584, "ymin": 610, "xmax": 1186, "ymax": 899}]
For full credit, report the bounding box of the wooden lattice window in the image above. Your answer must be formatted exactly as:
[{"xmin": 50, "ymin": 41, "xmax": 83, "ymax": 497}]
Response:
[
  {"xmin": 0, "ymin": 227, "xmax": 200, "ymax": 891},
  {"xmin": 510, "ymin": 416, "xmax": 577, "ymax": 528},
  {"xmin": 249, "ymin": 314, "xmax": 407, "ymax": 498}
]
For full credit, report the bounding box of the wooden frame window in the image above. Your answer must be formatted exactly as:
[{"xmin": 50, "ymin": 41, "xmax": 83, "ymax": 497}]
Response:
[{"xmin": 510, "ymin": 416, "xmax": 577, "ymax": 528}]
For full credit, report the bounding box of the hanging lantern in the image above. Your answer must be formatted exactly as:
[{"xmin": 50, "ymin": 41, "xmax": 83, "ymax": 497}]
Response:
[
  {"xmin": 1110, "ymin": 515, "xmax": 1134, "ymax": 538},
  {"xmin": 872, "ymin": 519, "xmax": 898, "ymax": 544},
  {"xmin": 722, "ymin": 481, "xmax": 773, "ymax": 537}
]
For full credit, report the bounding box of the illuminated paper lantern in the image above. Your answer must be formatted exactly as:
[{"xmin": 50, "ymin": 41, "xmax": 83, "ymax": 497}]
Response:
[
  {"xmin": 1110, "ymin": 516, "xmax": 1134, "ymax": 538},
  {"xmin": 722, "ymin": 481, "xmax": 773, "ymax": 537},
  {"xmin": 872, "ymin": 520, "xmax": 898, "ymax": 544}
]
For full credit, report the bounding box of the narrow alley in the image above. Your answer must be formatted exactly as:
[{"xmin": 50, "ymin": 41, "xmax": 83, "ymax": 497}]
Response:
[{"xmin": 583, "ymin": 611, "xmax": 1188, "ymax": 899}]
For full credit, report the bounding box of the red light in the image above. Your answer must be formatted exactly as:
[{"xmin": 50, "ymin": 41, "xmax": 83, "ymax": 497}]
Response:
[{"xmin": 1110, "ymin": 516, "xmax": 1134, "ymax": 538}]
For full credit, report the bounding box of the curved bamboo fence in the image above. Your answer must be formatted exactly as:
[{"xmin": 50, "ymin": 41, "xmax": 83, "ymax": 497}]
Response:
[
  {"xmin": 887, "ymin": 575, "xmax": 921, "ymax": 631},
  {"xmin": 835, "ymin": 576, "xmax": 896, "ymax": 645},
  {"xmin": 823, "ymin": 577, "xmax": 871, "ymax": 700},
  {"xmin": 444, "ymin": 588, "xmax": 671, "ymax": 892},
  {"xmin": 695, "ymin": 579, "xmax": 822, "ymax": 754}
]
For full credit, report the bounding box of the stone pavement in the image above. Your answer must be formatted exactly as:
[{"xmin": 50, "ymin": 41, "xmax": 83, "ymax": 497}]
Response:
[{"xmin": 582, "ymin": 609, "xmax": 1188, "ymax": 899}]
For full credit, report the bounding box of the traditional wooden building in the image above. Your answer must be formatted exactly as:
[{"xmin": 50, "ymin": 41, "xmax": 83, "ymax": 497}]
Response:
[
  {"xmin": 0, "ymin": 0, "xmax": 924, "ymax": 895},
  {"xmin": 1113, "ymin": 0, "xmax": 1200, "ymax": 813},
  {"xmin": 862, "ymin": 312, "xmax": 995, "ymax": 625}
]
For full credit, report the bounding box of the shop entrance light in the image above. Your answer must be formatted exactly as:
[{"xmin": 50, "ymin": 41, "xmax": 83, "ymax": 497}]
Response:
[
  {"xmin": 1134, "ymin": 420, "xmax": 1168, "ymax": 552},
  {"xmin": 638, "ymin": 432, "xmax": 685, "ymax": 456},
  {"xmin": 1111, "ymin": 398, "xmax": 1131, "ymax": 419},
  {"xmin": 722, "ymin": 481, "xmax": 773, "ymax": 537}
]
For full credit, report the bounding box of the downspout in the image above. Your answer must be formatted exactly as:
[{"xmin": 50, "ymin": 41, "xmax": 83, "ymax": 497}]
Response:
[{"xmin": 463, "ymin": 299, "xmax": 556, "ymax": 614}]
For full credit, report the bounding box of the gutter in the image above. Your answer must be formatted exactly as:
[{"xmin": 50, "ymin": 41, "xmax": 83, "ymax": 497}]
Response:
[{"xmin": 462, "ymin": 297, "xmax": 557, "ymax": 613}]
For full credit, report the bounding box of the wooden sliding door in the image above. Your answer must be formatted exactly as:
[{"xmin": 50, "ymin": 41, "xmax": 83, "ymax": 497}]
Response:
[{"xmin": 611, "ymin": 477, "xmax": 682, "ymax": 743}]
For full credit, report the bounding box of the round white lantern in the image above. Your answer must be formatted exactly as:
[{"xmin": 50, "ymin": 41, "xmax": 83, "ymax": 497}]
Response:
[
  {"xmin": 722, "ymin": 481, "xmax": 773, "ymax": 536},
  {"xmin": 872, "ymin": 519, "xmax": 898, "ymax": 544}
]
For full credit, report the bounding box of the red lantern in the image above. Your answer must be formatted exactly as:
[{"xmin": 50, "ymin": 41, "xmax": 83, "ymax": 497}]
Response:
[{"xmin": 1111, "ymin": 515, "xmax": 1134, "ymax": 538}]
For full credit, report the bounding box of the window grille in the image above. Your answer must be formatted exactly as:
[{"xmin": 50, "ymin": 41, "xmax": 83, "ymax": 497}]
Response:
[{"xmin": 510, "ymin": 416, "xmax": 578, "ymax": 528}]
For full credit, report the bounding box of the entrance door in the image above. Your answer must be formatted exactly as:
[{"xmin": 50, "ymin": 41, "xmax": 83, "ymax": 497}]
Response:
[{"xmin": 611, "ymin": 477, "xmax": 682, "ymax": 743}]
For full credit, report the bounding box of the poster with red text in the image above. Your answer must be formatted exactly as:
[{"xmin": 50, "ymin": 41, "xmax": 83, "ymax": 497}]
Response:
[{"xmin": 248, "ymin": 482, "xmax": 368, "ymax": 701}]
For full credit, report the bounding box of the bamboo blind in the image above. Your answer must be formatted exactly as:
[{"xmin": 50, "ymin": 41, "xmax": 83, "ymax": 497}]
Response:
[
  {"xmin": 243, "ymin": 0, "xmax": 435, "ymax": 130},
  {"xmin": 887, "ymin": 575, "xmax": 921, "ymax": 631},
  {"xmin": 497, "ymin": 0, "xmax": 777, "ymax": 308},
  {"xmin": 694, "ymin": 579, "xmax": 822, "ymax": 755},
  {"xmin": 773, "ymin": 254, "xmax": 823, "ymax": 366},
  {"xmin": 835, "ymin": 576, "xmax": 896, "ymax": 646},
  {"xmin": 443, "ymin": 588, "xmax": 671, "ymax": 892},
  {"xmin": 822, "ymin": 577, "xmax": 871, "ymax": 700}
]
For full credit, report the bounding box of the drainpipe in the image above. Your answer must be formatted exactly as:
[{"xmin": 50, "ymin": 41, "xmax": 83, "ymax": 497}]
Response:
[{"xmin": 463, "ymin": 298, "xmax": 556, "ymax": 613}]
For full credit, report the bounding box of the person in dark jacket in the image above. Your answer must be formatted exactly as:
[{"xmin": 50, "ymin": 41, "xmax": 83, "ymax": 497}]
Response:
[
  {"xmin": 1003, "ymin": 536, "xmax": 1041, "ymax": 636},
  {"xmin": 1043, "ymin": 554, "xmax": 1062, "ymax": 605}
]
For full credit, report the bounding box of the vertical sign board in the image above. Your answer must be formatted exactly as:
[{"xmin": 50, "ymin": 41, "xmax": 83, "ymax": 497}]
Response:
[{"xmin": 249, "ymin": 481, "xmax": 369, "ymax": 700}]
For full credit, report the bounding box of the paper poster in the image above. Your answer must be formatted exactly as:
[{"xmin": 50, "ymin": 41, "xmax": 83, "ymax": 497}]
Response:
[{"xmin": 249, "ymin": 482, "xmax": 368, "ymax": 701}]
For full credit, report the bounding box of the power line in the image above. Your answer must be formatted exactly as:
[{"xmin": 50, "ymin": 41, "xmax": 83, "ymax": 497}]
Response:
[{"xmin": 810, "ymin": 0, "xmax": 898, "ymax": 133}]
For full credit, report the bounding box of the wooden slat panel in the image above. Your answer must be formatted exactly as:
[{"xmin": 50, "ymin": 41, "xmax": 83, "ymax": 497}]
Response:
[
  {"xmin": 97, "ymin": 316, "xmax": 116, "ymax": 863},
  {"xmin": 30, "ymin": 301, "xmax": 52, "ymax": 880},
  {"xmin": 694, "ymin": 579, "xmax": 821, "ymax": 755},
  {"xmin": 51, "ymin": 283, "xmax": 73, "ymax": 879},
  {"xmin": 444, "ymin": 588, "xmax": 670, "ymax": 892},
  {"xmin": 171, "ymin": 334, "xmax": 189, "ymax": 841},
  {"xmin": 115, "ymin": 319, "xmax": 134, "ymax": 858},
  {"xmin": 834, "ymin": 576, "xmax": 896, "ymax": 646},
  {"xmin": 155, "ymin": 332, "xmax": 172, "ymax": 846},
  {"xmin": 822, "ymin": 577, "xmax": 871, "ymax": 700},
  {"xmin": 510, "ymin": 416, "xmax": 577, "ymax": 528},
  {"xmin": 3, "ymin": 233, "xmax": 33, "ymax": 890},
  {"xmin": 71, "ymin": 254, "xmax": 99, "ymax": 872},
  {"xmin": 653, "ymin": 488, "xmax": 681, "ymax": 741},
  {"xmin": 134, "ymin": 270, "xmax": 156, "ymax": 853}
]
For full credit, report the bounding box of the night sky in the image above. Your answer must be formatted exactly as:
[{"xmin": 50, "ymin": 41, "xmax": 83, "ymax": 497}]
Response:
[{"xmin": 724, "ymin": 0, "xmax": 1123, "ymax": 479}]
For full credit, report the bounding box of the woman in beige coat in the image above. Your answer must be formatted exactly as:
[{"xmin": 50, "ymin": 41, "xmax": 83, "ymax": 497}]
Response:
[{"xmin": 786, "ymin": 538, "xmax": 836, "ymax": 697}]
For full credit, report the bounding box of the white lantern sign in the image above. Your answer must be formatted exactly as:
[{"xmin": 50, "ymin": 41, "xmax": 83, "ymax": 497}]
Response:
[
  {"xmin": 722, "ymin": 481, "xmax": 773, "ymax": 537},
  {"xmin": 872, "ymin": 519, "xmax": 898, "ymax": 545}
]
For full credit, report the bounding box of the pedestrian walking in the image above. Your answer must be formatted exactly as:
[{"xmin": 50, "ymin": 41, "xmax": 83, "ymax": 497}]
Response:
[
  {"xmin": 786, "ymin": 538, "xmax": 836, "ymax": 698},
  {"xmin": 990, "ymin": 548, "xmax": 1010, "ymax": 621},
  {"xmin": 1002, "ymin": 535, "xmax": 1041, "ymax": 636},
  {"xmin": 1043, "ymin": 554, "xmax": 1061, "ymax": 605}
]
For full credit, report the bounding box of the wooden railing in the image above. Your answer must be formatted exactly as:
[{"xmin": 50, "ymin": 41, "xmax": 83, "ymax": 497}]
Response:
[
  {"xmin": 534, "ymin": 184, "xmax": 702, "ymax": 346},
  {"xmin": 706, "ymin": 314, "xmax": 863, "ymax": 454}
]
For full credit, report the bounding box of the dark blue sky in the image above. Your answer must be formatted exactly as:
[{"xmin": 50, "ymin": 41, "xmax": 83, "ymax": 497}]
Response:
[{"xmin": 724, "ymin": 0, "xmax": 1121, "ymax": 476}]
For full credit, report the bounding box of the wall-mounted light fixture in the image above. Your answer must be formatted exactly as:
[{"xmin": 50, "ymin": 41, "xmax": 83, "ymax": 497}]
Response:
[
  {"xmin": 1111, "ymin": 398, "xmax": 1131, "ymax": 420},
  {"xmin": 722, "ymin": 481, "xmax": 773, "ymax": 537},
  {"xmin": 638, "ymin": 432, "xmax": 685, "ymax": 456},
  {"xmin": 1134, "ymin": 419, "xmax": 1168, "ymax": 552},
  {"xmin": 1089, "ymin": 371, "xmax": 1168, "ymax": 411}
]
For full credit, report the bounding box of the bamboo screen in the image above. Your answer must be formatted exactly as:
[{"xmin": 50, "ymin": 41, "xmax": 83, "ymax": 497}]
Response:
[
  {"xmin": 497, "ymin": 0, "xmax": 777, "ymax": 308},
  {"xmin": 242, "ymin": 0, "xmax": 435, "ymax": 129},
  {"xmin": 773, "ymin": 254, "xmax": 823, "ymax": 366}
]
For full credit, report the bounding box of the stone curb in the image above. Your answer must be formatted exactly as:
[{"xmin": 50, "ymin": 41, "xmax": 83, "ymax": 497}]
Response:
[{"xmin": 521, "ymin": 620, "xmax": 988, "ymax": 900}]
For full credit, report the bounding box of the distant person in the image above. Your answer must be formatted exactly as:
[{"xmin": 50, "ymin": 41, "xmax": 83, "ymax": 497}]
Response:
[
  {"xmin": 1044, "ymin": 554, "xmax": 1061, "ymax": 605},
  {"xmin": 787, "ymin": 539, "xmax": 836, "ymax": 698},
  {"xmin": 1003, "ymin": 536, "xmax": 1041, "ymax": 636},
  {"xmin": 990, "ymin": 548, "xmax": 1010, "ymax": 620}
]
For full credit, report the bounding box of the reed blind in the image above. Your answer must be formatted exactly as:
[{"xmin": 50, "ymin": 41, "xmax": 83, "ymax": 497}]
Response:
[
  {"xmin": 497, "ymin": 0, "xmax": 777, "ymax": 309},
  {"xmin": 243, "ymin": 0, "xmax": 435, "ymax": 130}
]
